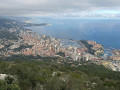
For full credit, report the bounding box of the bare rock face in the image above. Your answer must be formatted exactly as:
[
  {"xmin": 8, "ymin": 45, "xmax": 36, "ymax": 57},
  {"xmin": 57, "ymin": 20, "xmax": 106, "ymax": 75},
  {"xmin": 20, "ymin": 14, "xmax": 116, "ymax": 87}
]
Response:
[{"xmin": 0, "ymin": 74, "xmax": 8, "ymax": 80}]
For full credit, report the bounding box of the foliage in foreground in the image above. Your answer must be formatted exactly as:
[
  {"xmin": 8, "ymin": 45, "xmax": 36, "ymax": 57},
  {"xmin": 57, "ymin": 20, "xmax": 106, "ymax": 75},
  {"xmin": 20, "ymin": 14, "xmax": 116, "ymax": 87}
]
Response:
[{"xmin": 0, "ymin": 60, "xmax": 120, "ymax": 90}]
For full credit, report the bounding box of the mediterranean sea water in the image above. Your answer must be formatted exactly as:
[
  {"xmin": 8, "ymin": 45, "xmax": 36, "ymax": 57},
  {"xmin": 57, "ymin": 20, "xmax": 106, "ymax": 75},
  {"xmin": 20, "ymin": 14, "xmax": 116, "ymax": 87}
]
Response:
[{"xmin": 28, "ymin": 17, "xmax": 120, "ymax": 49}]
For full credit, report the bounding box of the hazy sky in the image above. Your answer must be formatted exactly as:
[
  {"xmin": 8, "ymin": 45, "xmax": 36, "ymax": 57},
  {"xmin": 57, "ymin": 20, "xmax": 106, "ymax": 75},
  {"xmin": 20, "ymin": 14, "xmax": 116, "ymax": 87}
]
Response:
[{"xmin": 0, "ymin": 0, "xmax": 120, "ymax": 17}]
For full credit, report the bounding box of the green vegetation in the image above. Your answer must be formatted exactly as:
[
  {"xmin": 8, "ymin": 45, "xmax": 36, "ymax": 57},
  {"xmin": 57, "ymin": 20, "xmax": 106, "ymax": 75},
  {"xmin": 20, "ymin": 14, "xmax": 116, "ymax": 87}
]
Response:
[
  {"xmin": 56, "ymin": 52, "xmax": 65, "ymax": 57},
  {"xmin": 14, "ymin": 44, "xmax": 33, "ymax": 51},
  {"xmin": 0, "ymin": 55, "xmax": 59, "ymax": 61},
  {"xmin": 0, "ymin": 59, "xmax": 120, "ymax": 90},
  {"xmin": 0, "ymin": 30, "xmax": 18, "ymax": 40}
]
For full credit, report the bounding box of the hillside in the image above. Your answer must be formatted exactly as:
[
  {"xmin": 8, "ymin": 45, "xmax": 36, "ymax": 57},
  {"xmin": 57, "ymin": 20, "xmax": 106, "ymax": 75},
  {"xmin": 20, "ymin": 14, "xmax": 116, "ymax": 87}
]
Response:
[
  {"xmin": 0, "ymin": 18, "xmax": 23, "ymax": 40},
  {"xmin": 0, "ymin": 60, "xmax": 120, "ymax": 90}
]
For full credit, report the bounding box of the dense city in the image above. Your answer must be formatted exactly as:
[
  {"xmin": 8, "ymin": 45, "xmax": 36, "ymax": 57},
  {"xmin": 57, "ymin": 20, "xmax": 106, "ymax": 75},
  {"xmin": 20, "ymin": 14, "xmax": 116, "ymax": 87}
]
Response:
[{"xmin": 0, "ymin": 18, "xmax": 120, "ymax": 72}]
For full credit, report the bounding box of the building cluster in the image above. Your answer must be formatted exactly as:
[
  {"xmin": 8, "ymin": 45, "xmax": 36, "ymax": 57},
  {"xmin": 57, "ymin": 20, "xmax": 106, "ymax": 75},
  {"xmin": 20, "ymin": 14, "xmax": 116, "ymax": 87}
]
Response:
[
  {"xmin": 0, "ymin": 30, "xmax": 104, "ymax": 61},
  {"xmin": 19, "ymin": 30, "xmax": 60, "ymax": 57},
  {"xmin": 87, "ymin": 41, "xmax": 104, "ymax": 55},
  {"xmin": 1, "ymin": 27, "xmax": 118, "ymax": 71},
  {"xmin": 110, "ymin": 49, "xmax": 120, "ymax": 61},
  {"xmin": 19, "ymin": 30, "xmax": 104, "ymax": 61}
]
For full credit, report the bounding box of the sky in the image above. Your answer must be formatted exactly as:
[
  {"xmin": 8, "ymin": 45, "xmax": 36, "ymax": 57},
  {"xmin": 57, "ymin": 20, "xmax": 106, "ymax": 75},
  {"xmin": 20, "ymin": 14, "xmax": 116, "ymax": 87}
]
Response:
[{"xmin": 0, "ymin": 0, "xmax": 120, "ymax": 18}]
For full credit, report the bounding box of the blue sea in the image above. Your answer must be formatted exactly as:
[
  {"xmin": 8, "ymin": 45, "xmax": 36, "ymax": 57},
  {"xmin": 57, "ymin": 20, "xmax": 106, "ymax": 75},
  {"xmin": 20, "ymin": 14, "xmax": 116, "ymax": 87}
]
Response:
[{"xmin": 28, "ymin": 17, "xmax": 120, "ymax": 49}]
